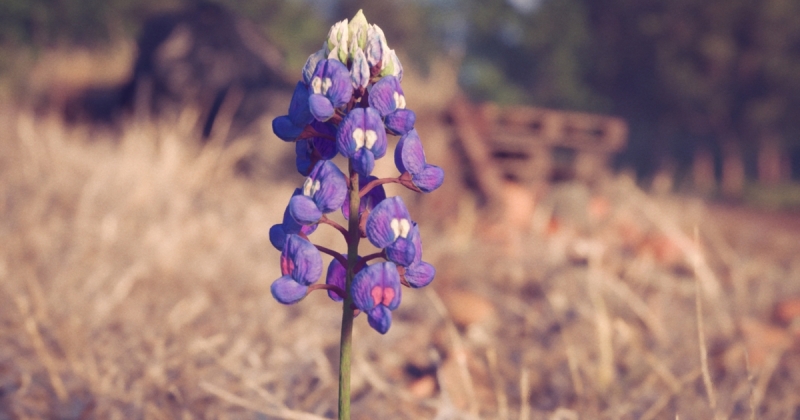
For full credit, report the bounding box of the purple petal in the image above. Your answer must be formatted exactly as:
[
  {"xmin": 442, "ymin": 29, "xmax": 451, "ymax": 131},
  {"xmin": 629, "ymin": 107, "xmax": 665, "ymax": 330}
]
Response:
[
  {"xmin": 309, "ymin": 94, "xmax": 335, "ymax": 121},
  {"xmin": 306, "ymin": 160, "xmax": 348, "ymax": 213},
  {"xmin": 414, "ymin": 164, "xmax": 444, "ymax": 193},
  {"xmin": 365, "ymin": 197, "xmax": 412, "ymax": 249},
  {"xmin": 404, "ymin": 261, "xmax": 435, "ymax": 288},
  {"xmin": 288, "ymin": 81, "xmax": 313, "ymax": 126},
  {"xmin": 368, "ymin": 75, "xmax": 403, "ymax": 116},
  {"xmin": 367, "ymin": 306, "xmax": 393, "ymax": 334},
  {"xmin": 353, "ymin": 147, "xmax": 376, "ymax": 177},
  {"xmin": 336, "ymin": 108, "xmax": 387, "ymax": 164},
  {"xmin": 351, "ymin": 262, "xmax": 402, "ymax": 312},
  {"xmin": 271, "ymin": 275, "xmax": 308, "ymax": 304},
  {"xmin": 269, "ymin": 224, "xmax": 288, "ymax": 251},
  {"xmin": 395, "ymin": 129, "xmax": 426, "ymax": 174},
  {"xmin": 310, "ymin": 59, "xmax": 353, "ymax": 109},
  {"xmin": 386, "ymin": 236, "xmax": 416, "ymax": 267},
  {"xmin": 282, "ymin": 235, "xmax": 323, "ymax": 286},
  {"xmin": 325, "ymin": 257, "xmax": 347, "ymax": 301},
  {"xmin": 384, "ymin": 109, "xmax": 416, "ymax": 135},
  {"xmin": 272, "ymin": 115, "xmax": 304, "ymax": 141},
  {"xmin": 295, "ymin": 140, "xmax": 314, "ymax": 175},
  {"xmin": 289, "ymin": 195, "xmax": 323, "ymax": 225}
]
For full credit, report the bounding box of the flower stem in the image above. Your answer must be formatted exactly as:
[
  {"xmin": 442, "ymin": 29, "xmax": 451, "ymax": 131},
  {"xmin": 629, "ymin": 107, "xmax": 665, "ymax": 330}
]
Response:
[{"xmin": 338, "ymin": 160, "xmax": 360, "ymax": 420}]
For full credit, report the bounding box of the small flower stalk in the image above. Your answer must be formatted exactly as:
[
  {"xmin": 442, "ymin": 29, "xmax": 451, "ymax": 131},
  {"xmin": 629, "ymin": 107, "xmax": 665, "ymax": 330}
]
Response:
[{"xmin": 268, "ymin": 10, "xmax": 443, "ymax": 419}]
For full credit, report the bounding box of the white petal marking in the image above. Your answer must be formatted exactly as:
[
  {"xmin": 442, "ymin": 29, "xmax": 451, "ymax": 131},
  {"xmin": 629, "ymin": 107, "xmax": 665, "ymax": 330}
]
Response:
[
  {"xmin": 311, "ymin": 77, "xmax": 322, "ymax": 95},
  {"xmin": 303, "ymin": 178, "xmax": 313, "ymax": 196},
  {"xmin": 352, "ymin": 128, "xmax": 365, "ymax": 149},
  {"xmin": 390, "ymin": 218, "xmax": 401, "ymax": 240},
  {"xmin": 398, "ymin": 219, "xmax": 411, "ymax": 238},
  {"xmin": 322, "ymin": 77, "xmax": 333, "ymax": 95},
  {"xmin": 365, "ymin": 130, "xmax": 378, "ymax": 149},
  {"xmin": 313, "ymin": 180, "xmax": 321, "ymax": 195}
]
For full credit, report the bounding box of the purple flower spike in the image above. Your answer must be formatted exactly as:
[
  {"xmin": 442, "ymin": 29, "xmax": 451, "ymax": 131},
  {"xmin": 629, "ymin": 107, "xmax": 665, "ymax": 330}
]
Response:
[
  {"xmin": 325, "ymin": 257, "xmax": 347, "ymax": 301},
  {"xmin": 308, "ymin": 59, "xmax": 353, "ymax": 122},
  {"xmin": 342, "ymin": 175, "xmax": 386, "ymax": 220},
  {"xmin": 270, "ymin": 234, "xmax": 323, "ymax": 304},
  {"xmin": 368, "ymin": 75, "xmax": 415, "ymax": 135},
  {"xmin": 351, "ymin": 262, "xmax": 402, "ymax": 334},
  {"xmin": 269, "ymin": 189, "xmax": 319, "ymax": 251},
  {"xmin": 289, "ymin": 160, "xmax": 348, "ymax": 225},
  {"xmin": 273, "ymin": 82, "xmax": 314, "ymax": 141},
  {"xmin": 395, "ymin": 129, "xmax": 444, "ymax": 193},
  {"xmin": 295, "ymin": 122, "xmax": 337, "ymax": 175},
  {"xmin": 337, "ymin": 107, "xmax": 387, "ymax": 176},
  {"xmin": 365, "ymin": 196, "xmax": 412, "ymax": 249}
]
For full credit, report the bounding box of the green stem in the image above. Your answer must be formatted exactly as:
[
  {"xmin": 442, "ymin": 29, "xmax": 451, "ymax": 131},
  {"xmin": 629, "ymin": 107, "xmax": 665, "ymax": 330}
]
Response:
[{"xmin": 338, "ymin": 160, "xmax": 360, "ymax": 420}]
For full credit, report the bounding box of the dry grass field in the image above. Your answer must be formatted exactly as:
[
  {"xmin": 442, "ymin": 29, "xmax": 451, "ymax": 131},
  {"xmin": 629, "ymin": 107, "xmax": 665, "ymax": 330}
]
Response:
[{"xmin": 2, "ymin": 48, "xmax": 800, "ymax": 420}]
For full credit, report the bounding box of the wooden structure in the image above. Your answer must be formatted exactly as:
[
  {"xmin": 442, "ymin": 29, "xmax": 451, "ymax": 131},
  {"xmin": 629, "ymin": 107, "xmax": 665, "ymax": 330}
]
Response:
[{"xmin": 449, "ymin": 97, "xmax": 628, "ymax": 204}]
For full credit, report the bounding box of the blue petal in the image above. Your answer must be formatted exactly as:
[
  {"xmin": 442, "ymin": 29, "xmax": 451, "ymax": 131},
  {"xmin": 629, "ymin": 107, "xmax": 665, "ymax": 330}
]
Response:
[
  {"xmin": 269, "ymin": 224, "xmax": 288, "ymax": 251},
  {"xmin": 404, "ymin": 261, "xmax": 435, "ymax": 288},
  {"xmin": 309, "ymin": 94, "xmax": 335, "ymax": 122},
  {"xmin": 309, "ymin": 160, "xmax": 348, "ymax": 214},
  {"xmin": 365, "ymin": 197, "xmax": 411, "ymax": 249},
  {"xmin": 325, "ymin": 257, "xmax": 347, "ymax": 302},
  {"xmin": 282, "ymin": 235, "xmax": 323, "ymax": 286},
  {"xmin": 367, "ymin": 306, "xmax": 393, "ymax": 334},
  {"xmin": 288, "ymin": 81, "xmax": 313, "ymax": 126},
  {"xmin": 384, "ymin": 109, "xmax": 416, "ymax": 135},
  {"xmin": 271, "ymin": 275, "xmax": 308, "ymax": 304},
  {"xmin": 386, "ymin": 236, "xmax": 416, "ymax": 267},
  {"xmin": 368, "ymin": 75, "xmax": 402, "ymax": 116},
  {"xmin": 395, "ymin": 129, "xmax": 426, "ymax": 174},
  {"xmin": 272, "ymin": 115, "xmax": 304, "ymax": 141},
  {"xmin": 289, "ymin": 195, "xmax": 323, "ymax": 225},
  {"xmin": 353, "ymin": 147, "xmax": 375, "ymax": 177},
  {"xmin": 414, "ymin": 164, "xmax": 444, "ymax": 193}
]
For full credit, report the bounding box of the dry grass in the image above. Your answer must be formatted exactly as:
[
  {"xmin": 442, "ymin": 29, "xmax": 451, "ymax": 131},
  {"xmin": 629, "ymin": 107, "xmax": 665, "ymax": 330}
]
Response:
[{"xmin": 2, "ymin": 51, "xmax": 800, "ymax": 419}]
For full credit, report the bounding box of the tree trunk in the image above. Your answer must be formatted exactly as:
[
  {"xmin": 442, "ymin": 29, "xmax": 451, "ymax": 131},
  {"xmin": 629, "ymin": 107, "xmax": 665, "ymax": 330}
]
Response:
[{"xmin": 757, "ymin": 134, "xmax": 784, "ymax": 186}]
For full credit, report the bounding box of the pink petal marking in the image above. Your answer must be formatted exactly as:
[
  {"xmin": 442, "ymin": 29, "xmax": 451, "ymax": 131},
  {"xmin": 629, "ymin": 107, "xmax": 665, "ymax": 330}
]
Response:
[{"xmin": 280, "ymin": 255, "xmax": 295, "ymax": 276}]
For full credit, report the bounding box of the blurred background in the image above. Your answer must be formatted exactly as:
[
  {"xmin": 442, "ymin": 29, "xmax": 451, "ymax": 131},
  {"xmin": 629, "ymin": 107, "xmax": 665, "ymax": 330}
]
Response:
[
  {"xmin": 2, "ymin": 0, "xmax": 800, "ymax": 197},
  {"xmin": 2, "ymin": 0, "xmax": 800, "ymax": 419}
]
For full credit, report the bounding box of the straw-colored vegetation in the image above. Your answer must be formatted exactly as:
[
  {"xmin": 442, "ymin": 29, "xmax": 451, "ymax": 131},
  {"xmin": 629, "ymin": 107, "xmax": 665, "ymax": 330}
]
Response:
[{"xmin": 1, "ymin": 50, "xmax": 799, "ymax": 420}]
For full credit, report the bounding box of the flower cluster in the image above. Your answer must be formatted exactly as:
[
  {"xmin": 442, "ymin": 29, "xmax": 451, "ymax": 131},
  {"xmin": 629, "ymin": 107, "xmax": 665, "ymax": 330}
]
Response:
[{"xmin": 268, "ymin": 10, "xmax": 443, "ymax": 334}]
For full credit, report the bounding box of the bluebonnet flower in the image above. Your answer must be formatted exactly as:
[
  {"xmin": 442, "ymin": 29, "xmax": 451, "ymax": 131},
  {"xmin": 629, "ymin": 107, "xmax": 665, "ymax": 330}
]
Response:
[
  {"xmin": 351, "ymin": 262, "xmax": 402, "ymax": 334},
  {"xmin": 269, "ymin": 189, "xmax": 319, "ymax": 251},
  {"xmin": 341, "ymin": 175, "xmax": 386, "ymax": 220},
  {"xmin": 395, "ymin": 129, "xmax": 444, "ymax": 193},
  {"xmin": 295, "ymin": 121, "xmax": 337, "ymax": 175},
  {"xmin": 289, "ymin": 160, "xmax": 348, "ymax": 225},
  {"xmin": 308, "ymin": 59, "xmax": 353, "ymax": 122},
  {"xmin": 272, "ymin": 82, "xmax": 314, "ymax": 141},
  {"xmin": 369, "ymin": 75, "xmax": 415, "ymax": 135},
  {"xmin": 336, "ymin": 107, "xmax": 387, "ymax": 177},
  {"xmin": 269, "ymin": 10, "xmax": 442, "ymax": 339},
  {"xmin": 271, "ymin": 234, "xmax": 323, "ymax": 304},
  {"xmin": 365, "ymin": 196, "xmax": 417, "ymax": 267}
]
